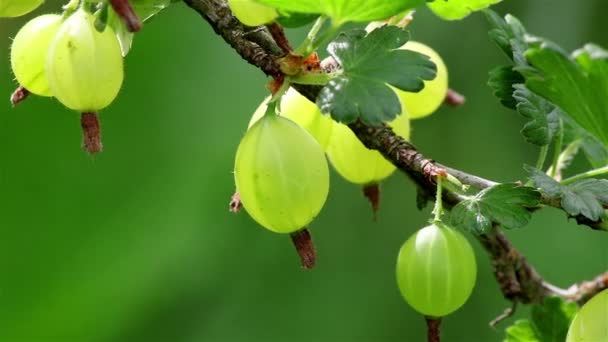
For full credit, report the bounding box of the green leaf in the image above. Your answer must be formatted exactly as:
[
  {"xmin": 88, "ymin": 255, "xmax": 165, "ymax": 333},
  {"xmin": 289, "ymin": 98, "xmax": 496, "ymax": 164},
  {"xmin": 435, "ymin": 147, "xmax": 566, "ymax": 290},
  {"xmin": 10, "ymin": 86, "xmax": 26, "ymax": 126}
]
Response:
[
  {"xmin": 428, "ymin": 0, "xmax": 502, "ymax": 20},
  {"xmin": 561, "ymin": 116, "xmax": 608, "ymax": 168},
  {"xmin": 485, "ymin": 10, "xmax": 529, "ymax": 66},
  {"xmin": 531, "ymin": 297, "xmax": 578, "ymax": 341},
  {"xmin": 276, "ymin": 11, "xmax": 318, "ymax": 28},
  {"xmin": 504, "ymin": 320, "xmax": 540, "ymax": 342},
  {"xmin": 503, "ymin": 297, "xmax": 578, "ymax": 342},
  {"xmin": 523, "ymin": 42, "xmax": 608, "ymax": 148},
  {"xmin": 488, "ymin": 65, "xmax": 524, "ymax": 109},
  {"xmin": 131, "ymin": 0, "xmax": 173, "ymax": 22},
  {"xmin": 526, "ymin": 166, "xmax": 608, "ymax": 221},
  {"xmin": 108, "ymin": 8, "xmax": 134, "ymax": 57},
  {"xmin": 253, "ymin": 0, "xmax": 424, "ymax": 25},
  {"xmin": 450, "ymin": 184, "xmax": 541, "ymax": 234},
  {"xmin": 512, "ymin": 84, "xmax": 560, "ymax": 146},
  {"xmin": 317, "ymin": 27, "xmax": 436, "ymax": 124}
]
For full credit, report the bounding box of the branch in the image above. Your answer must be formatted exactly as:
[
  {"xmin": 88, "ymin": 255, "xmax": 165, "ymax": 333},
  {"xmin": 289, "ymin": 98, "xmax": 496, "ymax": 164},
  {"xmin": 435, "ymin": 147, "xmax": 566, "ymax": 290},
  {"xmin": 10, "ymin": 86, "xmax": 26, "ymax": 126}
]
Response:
[{"xmin": 182, "ymin": 0, "xmax": 607, "ymax": 310}]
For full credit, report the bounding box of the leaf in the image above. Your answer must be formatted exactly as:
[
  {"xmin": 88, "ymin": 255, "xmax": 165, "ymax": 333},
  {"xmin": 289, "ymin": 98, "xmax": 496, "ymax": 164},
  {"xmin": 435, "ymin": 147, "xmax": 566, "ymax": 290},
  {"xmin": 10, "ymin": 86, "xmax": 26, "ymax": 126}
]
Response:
[
  {"xmin": 485, "ymin": 10, "xmax": 528, "ymax": 65},
  {"xmin": 504, "ymin": 320, "xmax": 539, "ymax": 342},
  {"xmin": 526, "ymin": 166, "xmax": 608, "ymax": 221},
  {"xmin": 276, "ymin": 11, "xmax": 318, "ymax": 28},
  {"xmin": 317, "ymin": 26, "xmax": 436, "ymax": 124},
  {"xmin": 253, "ymin": 0, "xmax": 424, "ymax": 25},
  {"xmin": 512, "ymin": 84, "xmax": 560, "ymax": 146},
  {"xmin": 503, "ymin": 297, "xmax": 578, "ymax": 342},
  {"xmin": 131, "ymin": 0, "xmax": 174, "ymax": 22},
  {"xmin": 427, "ymin": 0, "xmax": 502, "ymax": 21},
  {"xmin": 450, "ymin": 184, "xmax": 541, "ymax": 234},
  {"xmin": 108, "ymin": 8, "xmax": 134, "ymax": 57},
  {"xmin": 531, "ymin": 297, "xmax": 578, "ymax": 341},
  {"xmin": 561, "ymin": 115, "xmax": 608, "ymax": 168},
  {"xmin": 523, "ymin": 42, "xmax": 608, "ymax": 148},
  {"xmin": 488, "ymin": 66, "xmax": 524, "ymax": 109}
]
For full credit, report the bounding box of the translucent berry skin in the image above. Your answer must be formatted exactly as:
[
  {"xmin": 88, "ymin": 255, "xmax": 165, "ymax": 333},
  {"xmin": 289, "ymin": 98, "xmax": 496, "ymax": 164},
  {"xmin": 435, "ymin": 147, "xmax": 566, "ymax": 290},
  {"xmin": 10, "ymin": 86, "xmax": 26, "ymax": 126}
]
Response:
[
  {"xmin": 235, "ymin": 114, "xmax": 329, "ymax": 234},
  {"xmin": 0, "ymin": 0, "xmax": 44, "ymax": 18},
  {"xmin": 325, "ymin": 111, "xmax": 410, "ymax": 185},
  {"xmin": 396, "ymin": 223, "xmax": 477, "ymax": 317},
  {"xmin": 10, "ymin": 14, "xmax": 62, "ymax": 96},
  {"xmin": 46, "ymin": 9, "xmax": 124, "ymax": 111},
  {"xmin": 227, "ymin": 0, "xmax": 277, "ymax": 26},
  {"xmin": 249, "ymin": 88, "xmax": 334, "ymax": 150},
  {"xmin": 566, "ymin": 289, "xmax": 608, "ymax": 342},
  {"xmin": 395, "ymin": 41, "xmax": 448, "ymax": 119}
]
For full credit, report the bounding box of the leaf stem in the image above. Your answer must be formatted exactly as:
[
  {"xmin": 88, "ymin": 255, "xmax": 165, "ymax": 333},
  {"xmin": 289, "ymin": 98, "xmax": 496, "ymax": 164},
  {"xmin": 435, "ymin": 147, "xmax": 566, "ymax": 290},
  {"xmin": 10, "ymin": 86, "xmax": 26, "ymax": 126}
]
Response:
[
  {"xmin": 560, "ymin": 165, "xmax": 608, "ymax": 185},
  {"xmin": 535, "ymin": 145, "xmax": 549, "ymax": 171},
  {"xmin": 294, "ymin": 16, "xmax": 328, "ymax": 56},
  {"xmin": 431, "ymin": 176, "xmax": 444, "ymax": 223},
  {"xmin": 545, "ymin": 139, "xmax": 582, "ymax": 182},
  {"xmin": 548, "ymin": 119, "xmax": 564, "ymax": 179}
]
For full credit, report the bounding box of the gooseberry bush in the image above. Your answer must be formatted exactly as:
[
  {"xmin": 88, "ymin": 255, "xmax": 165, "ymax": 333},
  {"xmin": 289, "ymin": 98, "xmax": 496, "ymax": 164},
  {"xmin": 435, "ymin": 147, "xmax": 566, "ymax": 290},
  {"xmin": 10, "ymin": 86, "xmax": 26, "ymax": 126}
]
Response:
[{"xmin": 3, "ymin": 0, "xmax": 608, "ymax": 340}]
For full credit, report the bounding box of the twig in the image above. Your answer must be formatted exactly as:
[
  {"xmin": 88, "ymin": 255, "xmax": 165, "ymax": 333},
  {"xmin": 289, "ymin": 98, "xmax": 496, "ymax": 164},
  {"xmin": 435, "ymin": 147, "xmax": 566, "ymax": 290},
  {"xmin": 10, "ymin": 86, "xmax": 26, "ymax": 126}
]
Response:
[
  {"xmin": 489, "ymin": 301, "xmax": 518, "ymax": 328},
  {"xmin": 182, "ymin": 0, "xmax": 608, "ymax": 310}
]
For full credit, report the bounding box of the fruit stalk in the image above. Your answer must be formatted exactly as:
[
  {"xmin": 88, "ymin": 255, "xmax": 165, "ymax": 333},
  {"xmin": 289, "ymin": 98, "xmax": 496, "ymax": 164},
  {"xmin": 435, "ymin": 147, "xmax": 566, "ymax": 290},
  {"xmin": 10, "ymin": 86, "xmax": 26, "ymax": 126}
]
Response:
[
  {"xmin": 290, "ymin": 229, "xmax": 316, "ymax": 269},
  {"xmin": 425, "ymin": 317, "xmax": 441, "ymax": 342},
  {"xmin": 81, "ymin": 112, "xmax": 103, "ymax": 154}
]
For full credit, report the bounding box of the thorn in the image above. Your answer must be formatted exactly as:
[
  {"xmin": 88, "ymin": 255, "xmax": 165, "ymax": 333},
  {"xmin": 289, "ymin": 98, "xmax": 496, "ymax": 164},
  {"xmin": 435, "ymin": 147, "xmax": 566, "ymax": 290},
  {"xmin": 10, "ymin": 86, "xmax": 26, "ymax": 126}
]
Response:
[
  {"xmin": 362, "ymin": 183, "xmax": 380, "ymax": 220},
  {"xmin": 109, "ymin": 0, "xmax": 142, "ymax": 32},
  {"xmin": 81, "ymin": 112, "xmax": 103, "ymax": 154},
  {"xmin": 229, "ymin": 191, "xmax": 242, "ymax": 213},
  {"xmin": 444, "ymin": 88, "xmax": 466, "ymax": 107},
  {"xmin": 290, "ymin": 228, "xmax": 316, "ymax": 269},
  {"xmin": 10, "ymin": 86, "xmax": 30, "ymax": 106}
]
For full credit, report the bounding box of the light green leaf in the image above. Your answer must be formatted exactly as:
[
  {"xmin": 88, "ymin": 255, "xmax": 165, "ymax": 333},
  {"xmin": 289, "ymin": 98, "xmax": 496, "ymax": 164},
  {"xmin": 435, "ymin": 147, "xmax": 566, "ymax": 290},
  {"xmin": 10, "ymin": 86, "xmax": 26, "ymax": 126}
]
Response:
[
  {"xmin": 504, "ymin": 320, "xmax": 539, "ymax": 342},
  {"xmin": 131, "ymin": 0, "xmax": 173, "ymax": 22},
  {"xmin": 504, "ymin": 298, "xmax": 577, "ymax": 342},
  {"xmin": 317, "ymin": 26, "xmax": 436, "ymax": 124},
  {"xmin": 512, "ymin": 84, "xmax": 560, "ymax": 146},
  {"xmin": 450, "ymin": 184, "xmax": 541, "ymax": 234},
  {"xmin": 526, "ymin": 166, "xmax": 608, "ymax": 221},
  {"xmin": 253, "ymin": 0, "xmax": 424, "ymax": 25},
  {"xmin": 487, "ymin": 65, "xmax": 524, "ymax": 109},
  {"xmin": 523, "ymin": 42, "xmax": 608, "ymax": 148},
  {"xmin": 428, "ymin": 0, "xmax": 502, "ymax": 20}
]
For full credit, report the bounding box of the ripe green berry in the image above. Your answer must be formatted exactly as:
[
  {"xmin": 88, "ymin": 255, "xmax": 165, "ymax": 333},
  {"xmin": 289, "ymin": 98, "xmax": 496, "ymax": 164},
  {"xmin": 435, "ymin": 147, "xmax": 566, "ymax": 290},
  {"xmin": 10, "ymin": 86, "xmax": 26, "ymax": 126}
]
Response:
[
  {"xmin": 396, "ymin": 222, "xmax": 477, "ymax": 317},
  {"xmin": 10, "ymin": 14, "xmax": 63, "ymax": 96},
  {"xmin": 235, "ymin": 113, "xmax": 329, "ymax": 233},
  {"xmin": 249, "ymin": 88, "xmax": 334, "ymax": 150},
  {"xmin": 46, "ymin": 8, "xmax": 124, "ymax": 111},
  {"xmin": 566, "ymin": 289, "xmax": 608, "ymax": 342},
  {"xmin": 0, "ymin": 0, "xmax": 44, "ymax": 18},
  {"xmin": 395, "ymin": 41, "xmax": 448, "ymax": 119},
  {"xmin": 325, "ymin": 112, "xmax": 410, "ymax": 185}
]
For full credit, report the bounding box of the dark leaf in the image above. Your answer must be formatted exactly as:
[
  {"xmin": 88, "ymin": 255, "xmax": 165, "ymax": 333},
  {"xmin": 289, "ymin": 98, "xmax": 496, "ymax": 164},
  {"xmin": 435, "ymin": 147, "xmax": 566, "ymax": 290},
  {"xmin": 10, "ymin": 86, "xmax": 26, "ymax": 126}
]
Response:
[
  {"xmin": 450, "ymin": 184, "xmax": 540, "ymax": 234},
  {"xmin": 317, "ymin": 27, "xmax": 436, "ymax": 124}
]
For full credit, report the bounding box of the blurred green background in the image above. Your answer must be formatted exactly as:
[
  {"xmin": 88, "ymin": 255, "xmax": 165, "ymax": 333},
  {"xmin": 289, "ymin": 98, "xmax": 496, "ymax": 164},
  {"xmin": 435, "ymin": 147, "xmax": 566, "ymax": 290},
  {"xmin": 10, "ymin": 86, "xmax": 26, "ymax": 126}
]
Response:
[{"xmin": 0, "ymin": 1, "xmax": 607, "ymax": 341}]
